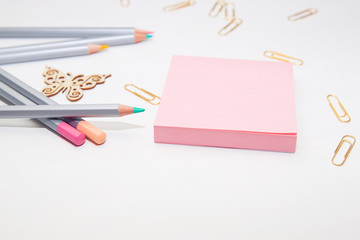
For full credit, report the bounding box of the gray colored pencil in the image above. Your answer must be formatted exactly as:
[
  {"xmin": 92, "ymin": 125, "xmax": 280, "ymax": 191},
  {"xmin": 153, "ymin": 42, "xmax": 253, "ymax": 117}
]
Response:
[
  {"xmin": 0, "ymin": 81, "xmax": 85, "ymax": 145},
  {"xmin": 0, "ymin": 44, "xmax": 106, "ymax": 65},
  {"xmin": 0, "ymin": 35, "xmax": 147, "ymax": 55},
  {"xmin": 0, "ymin": 104, "xmax": 145, "ymax": 118},
  {"xmin": 0, "ymin": 27, "xmax": 151, "ymax": 38}
]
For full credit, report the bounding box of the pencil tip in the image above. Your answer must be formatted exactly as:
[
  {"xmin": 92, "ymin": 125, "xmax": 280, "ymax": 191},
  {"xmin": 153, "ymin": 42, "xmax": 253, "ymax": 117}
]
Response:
[
  {"xmin": 135, "ymin": 29, "xmax": 154, "ymax": 35},
  {"xmin": 133, "ymin": 107, "xmax": 145, "ymax": 113},
  {"xmin": 146, "ymin": 34, "xmax": 153, "ymax": 39},
  {"xmin": 100, "ymin": 45, "xmax": 110, "ymax": 50},
  {"xmin": 88, "ymin": 44, "xmax": 108, "ymax": 54}
]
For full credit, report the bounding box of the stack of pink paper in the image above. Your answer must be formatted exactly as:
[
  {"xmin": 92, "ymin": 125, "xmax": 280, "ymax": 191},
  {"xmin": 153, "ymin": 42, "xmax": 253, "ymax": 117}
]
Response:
[{"xmin": 154, "ymin": 55, "xmax": 297, "ymax": 152}]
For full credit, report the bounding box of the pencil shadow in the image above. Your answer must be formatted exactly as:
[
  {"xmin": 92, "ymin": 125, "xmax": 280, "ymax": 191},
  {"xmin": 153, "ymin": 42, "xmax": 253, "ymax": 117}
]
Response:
[
  {"xmin": 0, "ymin": 119, "xmax": 144, "ymax": 131},
  {"xmin": 83, "ymin": 121, "xmax": 145, "ymax": 131},
  {"xmin": 0, "ymin": 119, "xmax": 41, "ymax": 128}
]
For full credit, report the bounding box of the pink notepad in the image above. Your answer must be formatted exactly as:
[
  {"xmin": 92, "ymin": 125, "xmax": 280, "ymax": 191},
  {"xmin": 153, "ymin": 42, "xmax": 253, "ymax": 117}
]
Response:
[{"xmin": 154, "ymin": 56, "xmax": 297, "ymax": 152}]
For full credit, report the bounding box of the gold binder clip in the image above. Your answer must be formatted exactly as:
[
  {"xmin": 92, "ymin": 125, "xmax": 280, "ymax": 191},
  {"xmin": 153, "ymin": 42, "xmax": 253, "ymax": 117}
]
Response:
[
  {"xmin": 209, "ymin": 0, "xmax": 225, "ymax": 17},
  {"xmin": 163, "ymin": 0, "xmax": 196, "ymax": 12},
  {"xmin": 218, "ymin": 18, "xmax": 242, "ymax": 36},
  {"xmin": 332, "ymin": 135, "xmax": 356, "ymax": 166},
  {"xmin": 224, "ymin": 2, "xmax": 236, "ymax": 21},
  {"xmin": 288, "ymin": 8, "xmax": 318, "ymax": 21},
  {"xmin": 124, "ymin": 84, "xmax": 161, "ymax": 105},
  {"xmin": 264, "ymin": 51, "xmax": 304, "ymax": 66},
  {"xmin": 327, "ymin": 95, "xmax": 351, "ymax": 123},
  {"xmin": 120, "ymin": 0, "xmax": 130, "ymax": 7}
]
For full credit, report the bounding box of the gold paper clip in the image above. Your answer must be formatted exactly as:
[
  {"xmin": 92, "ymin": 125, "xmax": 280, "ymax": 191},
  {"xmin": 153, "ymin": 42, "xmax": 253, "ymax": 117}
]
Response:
[
  {"xmin": 224, "ymin": 2, "xmax": 236, "ymax": 21},
  {"xmin": 124, "ymin": 84, "xmax": 161, "ymax": 105},
  {"xmin": 209, "ymin": 0, "xmax": 225, "ymax": 17},
  {"xmin": 163, "ymin": 0, "xmax": 196, "ymax": 12},
  {"xmin": 218, "ymin": 18, "xmax": 242, "ymax": 36},
  {"xmin": 327, "ymin": 95, "xmax": 351, "ymax": 123},
  {"xmin": 332, "ymin": 135, "xmax": 356, "ymax": 166},
  {"xmin": 263, "ymin": 51, "xmax": 304, "ymax": 66},
  {"xmin": 120, "ymin": 0, "xmax": 130, "ymax": 7},
  {"xmin": 288, "ymin": 8, "xmax": 318, "ymax": 21}
]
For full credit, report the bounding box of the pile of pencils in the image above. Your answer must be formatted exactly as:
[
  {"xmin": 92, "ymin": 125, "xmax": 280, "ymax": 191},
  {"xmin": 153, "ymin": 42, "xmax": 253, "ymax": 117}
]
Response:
[
  {"xmin": 0, "ymin": 68, "xmax": 145, "ymax": 145},
  {"xmin": 0, "ymin": 27, "xmax": 152, "ymax": 145},
  {"xmin": 0, "ymin": 27, "xmax": 153, "ymax": 64}
]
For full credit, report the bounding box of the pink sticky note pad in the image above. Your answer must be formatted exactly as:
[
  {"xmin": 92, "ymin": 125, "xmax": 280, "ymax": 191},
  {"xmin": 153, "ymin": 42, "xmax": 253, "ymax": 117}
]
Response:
[{"xmin": 154, "ymin": 56, "xmax": 297, "ymax": 152}]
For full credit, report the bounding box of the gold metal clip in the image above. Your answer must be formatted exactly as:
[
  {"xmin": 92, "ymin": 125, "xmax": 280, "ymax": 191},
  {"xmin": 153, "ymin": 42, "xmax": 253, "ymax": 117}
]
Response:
[
  {"xmin": 224, "ymin": 2, "xmax": 236, "ymax": 21},
  {"xmin": 218, "ymin": 18, "xmax": 242, "ymax": 36},
  {"xmin": 263, "ymin": 51, "xmax": 304, "ymax": 66},
  {"xmin": 327, "ymin": 95, "xmax": 351, "ymax": 123},
  {"xmin": 209, "ymin": 0, "xmax": 225, "ymax": 17},
  {"xmin": 124, "ymin": 84, "xmax": 161, "ymax": 105},
  {"xmin": 332, "ymin": 135, "xmax": 356, "ymax": 166},
  {"xmin": 288, "ymin": 8, "xmax": 318, "ymax": 21},
  {"xmin": 120, "ymin": 0, "xmax": 130, "ymax": 7},
  {"xmin": 163, "ymin": 0, "xmax": 196, "ymax": 12}
]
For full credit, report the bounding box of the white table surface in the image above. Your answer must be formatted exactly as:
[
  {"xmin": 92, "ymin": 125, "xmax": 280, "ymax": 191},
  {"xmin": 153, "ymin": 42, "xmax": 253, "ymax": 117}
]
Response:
[{"xmin": 0, "ymin": 0, "xmax": 360, "ymax": 239}]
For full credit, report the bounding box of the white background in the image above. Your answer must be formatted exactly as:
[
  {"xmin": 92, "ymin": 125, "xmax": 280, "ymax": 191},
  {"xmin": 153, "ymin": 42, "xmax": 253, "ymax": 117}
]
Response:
[{"xmin": 0, "ymin": 0, "xmax": 360, "ymax": 239}]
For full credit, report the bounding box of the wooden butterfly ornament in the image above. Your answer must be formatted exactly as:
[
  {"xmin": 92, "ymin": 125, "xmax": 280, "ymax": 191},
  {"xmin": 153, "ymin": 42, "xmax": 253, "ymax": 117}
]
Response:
[{"xmin": 41, "ymin": 66, "xmax": 111, "ymax": 102}]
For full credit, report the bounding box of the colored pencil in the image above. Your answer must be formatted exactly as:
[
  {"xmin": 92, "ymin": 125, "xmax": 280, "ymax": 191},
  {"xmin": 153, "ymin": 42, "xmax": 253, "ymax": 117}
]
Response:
[
  {"xmin": 0, "ymin": 104, "xmax": 145, "ymax": 118},
  {"xmin": 0, "ymin": 44, "xmax": 108, "ymax": 65},
  {"xmin": 0, "ymin": 68, "xmax": 106, "ymax": 145},
  {"xmin": 0, "ymin": 81, "xmax": 85, "ymax": 146},
  {"xmin": 0, "ymin": 27, "xmax": 153, "ymax": 38},
  {"xmin": 0, "ymin": 34, "xmax": 150, "ymax": 55}
]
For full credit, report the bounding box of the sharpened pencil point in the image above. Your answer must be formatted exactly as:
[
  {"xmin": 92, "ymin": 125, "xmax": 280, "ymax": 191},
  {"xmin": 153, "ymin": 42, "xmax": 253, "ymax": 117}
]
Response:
[
  {"xmin": 135, "ymin": 29, "xmax": 154, "ymax": 35},
  {"xmin": 100, "ymin": 45, "xmax": 110, "ymax": 50},
  {"xmin": 133, "ymin": 107, "xmax": 145, "ymax": 113},
  {"xmin": 146, "ymin": 34, "xmax": 153, "ymax": 39},
  {"xmin": 88, "ymin": 44, "xmax": 108, "ymax": 54}
]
